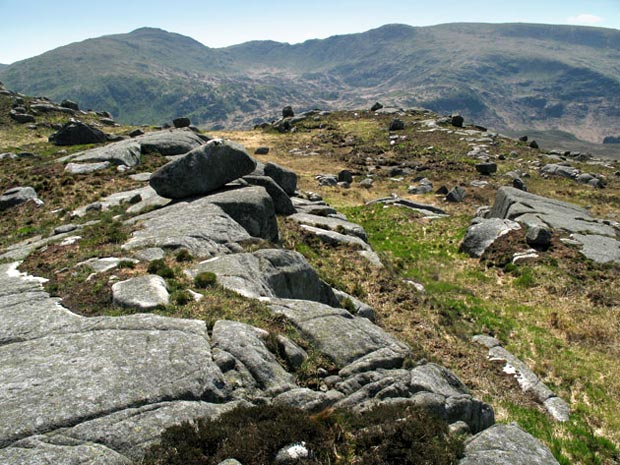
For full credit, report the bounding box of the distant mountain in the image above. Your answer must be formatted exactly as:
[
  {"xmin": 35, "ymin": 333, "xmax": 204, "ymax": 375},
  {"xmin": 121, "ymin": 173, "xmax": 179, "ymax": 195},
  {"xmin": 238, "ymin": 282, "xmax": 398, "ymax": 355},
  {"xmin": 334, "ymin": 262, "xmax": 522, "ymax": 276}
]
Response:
[
  {"xmin": 2, "ymin": 23, "xmax": 620, "ymax": 145},
  {"xmin": 0, "ymin": 64, "xmax": 7, "ymax": 70}
]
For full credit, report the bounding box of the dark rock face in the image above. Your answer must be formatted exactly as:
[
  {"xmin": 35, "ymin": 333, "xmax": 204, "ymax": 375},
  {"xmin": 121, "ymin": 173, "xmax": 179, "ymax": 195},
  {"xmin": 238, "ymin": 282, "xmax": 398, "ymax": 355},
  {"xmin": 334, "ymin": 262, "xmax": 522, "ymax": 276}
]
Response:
[
  {"xmin": 49, "ymin": 120, "xmax": 107, "ymax": 146},
  {"xmin": 253, "ymin": 161, "xmax": 298, "ymax": 196},
  {"xmin": 149, "ymin": 139, "xmax": 257, "ymax": 199},
  {"xmin": 173, "ymin": 117, "xmax": 191, "ymax": 128}
]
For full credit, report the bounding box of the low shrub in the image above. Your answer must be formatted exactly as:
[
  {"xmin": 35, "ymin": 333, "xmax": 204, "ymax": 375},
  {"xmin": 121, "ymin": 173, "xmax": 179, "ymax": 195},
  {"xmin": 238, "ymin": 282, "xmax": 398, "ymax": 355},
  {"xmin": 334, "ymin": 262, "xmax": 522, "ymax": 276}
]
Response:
[
  {"xmin": 147, "ymin": 259, "xmax": 175, "ymax": 279},
  {"xmin": 194, "ymin": 271, "xmax": 217, "ymax": 289}
]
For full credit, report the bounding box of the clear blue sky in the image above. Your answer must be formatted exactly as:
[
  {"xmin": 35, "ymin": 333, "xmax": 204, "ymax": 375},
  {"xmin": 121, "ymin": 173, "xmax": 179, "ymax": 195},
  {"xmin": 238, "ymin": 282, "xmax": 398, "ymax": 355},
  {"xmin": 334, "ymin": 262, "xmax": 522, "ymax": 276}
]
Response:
[{"xmin": 1, "ymin": 0, "xmax": 618, "ymax": 64}]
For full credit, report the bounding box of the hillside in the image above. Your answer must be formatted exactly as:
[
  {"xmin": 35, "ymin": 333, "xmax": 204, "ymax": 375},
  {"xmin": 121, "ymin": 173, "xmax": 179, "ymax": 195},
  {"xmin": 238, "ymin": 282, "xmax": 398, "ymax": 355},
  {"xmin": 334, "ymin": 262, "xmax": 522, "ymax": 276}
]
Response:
[
  {"xmin": 1, "ymin": 82, "xmax": 620, "ymax": 464},
  {"xmin": 1, "ymin": 23, "xmax": 619, "ymax": 150}
]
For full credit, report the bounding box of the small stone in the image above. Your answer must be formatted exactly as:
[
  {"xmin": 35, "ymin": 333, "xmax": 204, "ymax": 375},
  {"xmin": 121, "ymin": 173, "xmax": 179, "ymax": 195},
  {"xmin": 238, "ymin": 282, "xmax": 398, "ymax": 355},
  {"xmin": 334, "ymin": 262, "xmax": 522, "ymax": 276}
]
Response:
[
  {"xmin": 519, "ymin": 135, "xmax": 528, "ymax": 142},
  {"xmin": 359, "ymin": 178, "xmax": 374, "ymax": 188},
  {"xmin": 112, "ymin": 275, "xmax": 169, "ymax": 310},
  {"xmin": 512, "ymin": 178, "xmax": 527, "ymax": 191},
  {"xmin": 526, "ymin": 225, "xmax": 552, "ymax": 248},
  {"xmin": 370, "ymin": 102, "xmax": 383, "ymax": 111},
  {"xmin": 435, "ymin": 185, "xmax": 449, "ymax": 195},
  {"xmin": 282, "ymin": 106, "xmax": 294, "ymax": 118},
  {"xmin": 529, "ymin": 140, "xmax": 539, "ymax": 149},
  {"xmin": 254, "ymin": 147, "xmax": 269, "ymax": 155}
]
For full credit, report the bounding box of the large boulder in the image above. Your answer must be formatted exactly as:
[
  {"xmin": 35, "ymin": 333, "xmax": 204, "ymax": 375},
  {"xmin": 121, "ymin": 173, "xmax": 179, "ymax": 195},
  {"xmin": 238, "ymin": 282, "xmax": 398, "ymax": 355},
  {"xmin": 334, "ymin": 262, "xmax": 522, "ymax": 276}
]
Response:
[
  {"xmin": 135, "ymin": 128, "xmax": 206, "ymax": 155},
  {"xmin": 186, "ymin": 249, "xmax": 339, "ymax": 306},
  {"xmin": 49, "ymin": 120, "xmax": 107, "ymax": 146},
  {"xmin": 460, "ymin": 218, "xmax": 521, "ymax": 257},
  {"xmin": 150, "ymin": 139, "xmax": 257, "ymax": 199}
]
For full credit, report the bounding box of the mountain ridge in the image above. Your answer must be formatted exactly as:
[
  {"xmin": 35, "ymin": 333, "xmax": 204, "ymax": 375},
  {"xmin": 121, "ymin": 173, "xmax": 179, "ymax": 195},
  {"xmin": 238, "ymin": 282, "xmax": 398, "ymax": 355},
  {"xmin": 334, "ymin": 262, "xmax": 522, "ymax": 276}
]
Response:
[{"xmin": 2, "ymin": 23, "xmax": 619, "ymax": 148}]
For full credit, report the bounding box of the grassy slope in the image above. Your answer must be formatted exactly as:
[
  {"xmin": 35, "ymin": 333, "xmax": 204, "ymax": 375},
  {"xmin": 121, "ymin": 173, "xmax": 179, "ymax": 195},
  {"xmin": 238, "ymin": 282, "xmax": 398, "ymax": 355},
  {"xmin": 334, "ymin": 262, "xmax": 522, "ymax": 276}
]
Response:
[
  {"xmin": 1, "ymin": 24, "xmax": 620, "ymax": 146},
  {"xmin": 2, "ymin": 100, "xmax": 620, "ymax": 464}
]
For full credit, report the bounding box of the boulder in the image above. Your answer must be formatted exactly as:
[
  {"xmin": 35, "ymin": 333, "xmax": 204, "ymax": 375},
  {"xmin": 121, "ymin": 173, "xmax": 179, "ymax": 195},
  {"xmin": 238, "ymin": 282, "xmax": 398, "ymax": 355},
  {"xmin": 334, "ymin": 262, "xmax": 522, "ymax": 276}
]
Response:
[
  {"xmin": 512, "ymin": 178, "xmax": 527, "ymax": 191},
  {"xmin": 282, "ymin": 106, "xmax": 295, "ymax": 118},
  {"xmin": 254, "ymin": 146, "xmax": 269, "ymax": 155},
  {"xmin": 525, "ymin": 225, "xmax": 552, "ymax": 248},
  {"xmin": 205, "ymin": 186, "xmax": 279, "ymax": 241},
  {"xmin": 263, "ymin": 162, "xmax": 298, "ymax": 196},
  {"xmin": 112, "ymin": 275, "xmax": 170, "ymax": 310},
  {"xmin": 475, "ymin": 162, "xmax": 497, "ymax": 175},
  {"xmin": 459, "ymin": 423, "xmax": 560, "ymax": 465},
  {"xmin": 338, "ymin": 170, "xmax": 354, "ymax": 184},
  {"xmin": 136, "ymin": 128, "xmax": 206, "ymax": 155},
  {"xmin": 172, "ymin": 117, "xmax": 191, "ymax": 128},
  {"xmin": 49, "ymin": 120, "xmax": 107, "ymax": 146},
  {"xmin": 70, "ymin": 139, "xmax": 142, "ymax": 167},
  {"xmin": 212, "ymin": 320, "xmax": 295, "ymax": 395},
  {"xmin": 0, "ymin": 186, "xmax": 43, "ymax": 211},
  {"xmin": 60, "ymin": 99, "xmax": 79, "ymax": 111},
  {"xmin": 273, "ymin": 388, "xmax": 343, "ymax": 413},
  {"xmin": 186, "ymin": 249, "xmax": 339, "ymax": 306},
  {"xmin": 129, "ymin": 128, "xmax": 144, "ymax": 137},
  {"xmin": 9, "ymin": 110, "xmax": 35, "ymax": 123},
  {"xmin": 150, "ymin": 139, "xmax": 257, "ymax": 199},
  {"xmin": 460, "ymin": 218, "xmax": 521, "ymax": 257},
  {"xmin": 389, "ymin": 119, "xmax": 405, "ymax": 131},
  {"xmin": 540, "ymin": 163, "xmax": 579, "ymax": 179},
  {"xmin": 451, "ymin": 114, "xmax": 464, "ymax": 127},
  {"xmin": 370, "ymin": 102, "xmax": 383, "ymax": 112},
  {"xmin": 242, "ymin": 175, "xmax": 296, "ymax": 215}
]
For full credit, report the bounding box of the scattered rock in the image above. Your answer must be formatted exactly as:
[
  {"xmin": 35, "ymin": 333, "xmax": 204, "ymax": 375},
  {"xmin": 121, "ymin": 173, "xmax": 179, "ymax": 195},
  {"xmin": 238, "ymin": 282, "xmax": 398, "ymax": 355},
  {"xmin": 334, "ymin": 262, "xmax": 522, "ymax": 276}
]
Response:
[
  {"xmin": 129, "ymin": 128, "xmax": 144, "ymax": 137},
  {"xmin": 49, "ymin": 120, "xmax": 107, "ymax": 146},
  {"xmin": 338, "ymin": 169, "xmax": 354, "ymax": 184},
  {"xmin": 370, "ymin": 102, "xmax": 383, "ymax": 112},
  {"xmin": 451, "ymin": 114, "xmax": 464, "ymax": 127},
  {"xmin": 529, "ymin": 140, "xmax": 539, "ymax": 149},
  {"xmin": 512, "ymin": 178, "xmax": 527, "ymax": 191},
  {"xmin": 172, "ymin": 117, "xmax": 191, "ymax": 128},
  {"xmin": 9, "ymin": 110, "xmax": 35, "ymax": 123},
  {"xmin": 150, "ymin": 139, "xmax": 257, "ymax": 199},
  {"xmin": 0, "ymin": 186, "xmax": 43, "ymax": 211},
  {"xmin": 282, "ymin": 106, "xmax": 295, "ymax": 118},
  {"xmin": 475, "ymin": 162, "xmax": 497, "ymax": 175},
  {"xmin": 289, "ymin": 212, "xmax": 368, "ymax": 241},
  {"xmin": 60, "ymin": 99, "xmax": 79, "ymax": 111},
  {"xmin": 254, "ymin": 147, "xmax": 269, "ymax": 155},
  {"xmin": 446, "ymin": 186, "xmax": 466, "ymax": 202},
  {"xmin": 359, "ymin": 178, "xmax": 374, "ymax": 189},
  {"xmin": 112, "ymin": 275, "xmax": 170, "ymax": 310}
]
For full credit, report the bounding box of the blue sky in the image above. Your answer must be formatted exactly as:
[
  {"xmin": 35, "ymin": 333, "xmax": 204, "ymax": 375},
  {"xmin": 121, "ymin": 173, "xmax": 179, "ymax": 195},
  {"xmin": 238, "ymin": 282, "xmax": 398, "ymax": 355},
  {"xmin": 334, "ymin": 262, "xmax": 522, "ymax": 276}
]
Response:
[{"xmin": 0, "ymin": 0, "xmax": 618, "ymax": 63}]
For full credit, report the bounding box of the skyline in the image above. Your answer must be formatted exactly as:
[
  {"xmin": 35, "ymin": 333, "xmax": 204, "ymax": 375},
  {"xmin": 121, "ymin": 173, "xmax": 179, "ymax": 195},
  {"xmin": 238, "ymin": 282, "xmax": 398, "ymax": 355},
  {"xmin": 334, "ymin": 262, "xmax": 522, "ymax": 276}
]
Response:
[{"xmin": 1, "ymin": 0, "xmax": 619, "ymax": 64}]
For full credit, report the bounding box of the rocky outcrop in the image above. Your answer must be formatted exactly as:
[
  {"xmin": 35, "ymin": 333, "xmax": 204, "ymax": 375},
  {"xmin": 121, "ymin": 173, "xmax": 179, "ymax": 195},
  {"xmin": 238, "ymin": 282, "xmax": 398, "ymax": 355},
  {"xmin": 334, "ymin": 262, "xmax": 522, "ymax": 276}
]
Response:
[
  {"xmin": 460, "ymin": 218, "xmax": 521, "ymax": 257},
  {"xmin": 70, "ymin": 139, "xmax": 142, "ymax": 167},
  {"xmin": 0, "ymin": 186, "xmax": 43, "ymax": 211},
  {"xmin": 488, "ymin": 186, "xmax": 620, "ymax": 263}
]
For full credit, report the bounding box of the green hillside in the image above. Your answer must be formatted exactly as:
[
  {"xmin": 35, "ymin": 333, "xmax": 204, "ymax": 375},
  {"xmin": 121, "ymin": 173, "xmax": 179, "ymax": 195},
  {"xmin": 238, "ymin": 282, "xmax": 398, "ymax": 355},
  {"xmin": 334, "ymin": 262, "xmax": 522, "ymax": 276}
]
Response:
[{"xmin": 2, "ymin": 23, "xmax": 619, "ymax": 150}]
